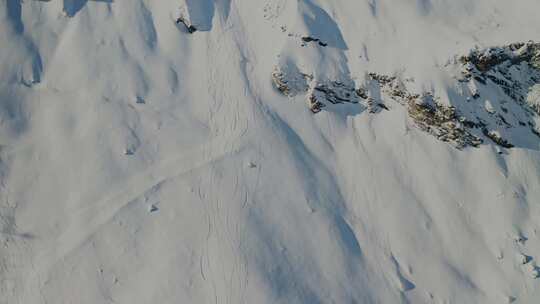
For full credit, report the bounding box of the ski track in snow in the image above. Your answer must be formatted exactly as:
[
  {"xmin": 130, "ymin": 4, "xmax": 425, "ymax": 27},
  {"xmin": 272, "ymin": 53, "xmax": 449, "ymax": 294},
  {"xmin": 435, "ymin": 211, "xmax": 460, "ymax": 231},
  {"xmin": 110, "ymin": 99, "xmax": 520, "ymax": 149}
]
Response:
[{"xmin": 48, "ymin": 133, "xmax": 243, "ymax": 266}]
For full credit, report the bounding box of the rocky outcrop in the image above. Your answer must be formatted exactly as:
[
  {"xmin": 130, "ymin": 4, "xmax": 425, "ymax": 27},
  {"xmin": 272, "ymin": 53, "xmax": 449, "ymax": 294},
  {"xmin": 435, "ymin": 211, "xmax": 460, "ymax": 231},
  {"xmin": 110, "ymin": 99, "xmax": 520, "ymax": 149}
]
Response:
[
  {"xmin": 460, "ymin": 41, "xmax": 540, "ymax": 72},
  {"xmin": 454, "ymin": 42, "xmax": 540, "ymax": 147},
  {"xmin": 407, "ymin": 94, "xmax": 484, "ymax": 148},
  {"xmin": 271, "ymin": 65, "xmax": 360, "ymax": 113},
  {"xmin": 363, "ymin": 74, "xmax": 484, "ymax": 149},
  {"xmin": 272, "ymin": 42, "xmax": 540, "ymax": 149},
  {"xmin": 271, "ymin": 65, "xmax": 310, "ymax": 97},
  {"xmin": 301, "ymin": 36, "xmax": 328, "ymax": 47},
  {"xmin": 307, "ymin": 80, "xmax": 361, "ymax": 113}
]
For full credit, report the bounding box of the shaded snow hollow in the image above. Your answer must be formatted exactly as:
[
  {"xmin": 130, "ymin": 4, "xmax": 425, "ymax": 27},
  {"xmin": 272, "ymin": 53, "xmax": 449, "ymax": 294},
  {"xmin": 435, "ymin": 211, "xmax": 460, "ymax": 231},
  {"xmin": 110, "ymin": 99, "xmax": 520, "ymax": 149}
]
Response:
[{"xmin": 1, "ymin": 1, "xmax": 540, "ymax": 304}]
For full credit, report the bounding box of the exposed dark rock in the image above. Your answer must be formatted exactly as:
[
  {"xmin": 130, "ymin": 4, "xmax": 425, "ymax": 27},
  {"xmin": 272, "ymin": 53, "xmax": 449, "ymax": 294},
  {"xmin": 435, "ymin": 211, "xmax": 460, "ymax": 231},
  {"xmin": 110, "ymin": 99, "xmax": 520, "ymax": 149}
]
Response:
[
  {"xmin": 306, "ymin": 80, "xmax": 361, "ymax": 112},
  {"xmin": 272, "ymin": 41, "xmax": 540, "ymax": 149},
  {"xmin": 356, "ymin": 87, "xmax": 368, "ymax": 99},
  {"xmin": 301, "ymin": 36, "xmax": 328, "ymax": 47},
  {"xmin": 301, "ymin": 36, "xmax": 318, "ymax": 43},
  {"xmin": 176, "ymin": 17, "xmax": 197, "ymax": 34},
  {"xmin": 407, "ymin": 93, "xmax": 483, "ymax": 148},
  {"xmin": 482, "ymin": 129, "xmax": 514, "ymax": 148},
  {"xmin": 271, "ymin": 65, "xmax": 310, "ymax": 96},
  {"xmin": 460, "ymin": 41, "xmax": 540, "ymax": 73},
  {"xmin": 308, "ymin": 94, "xmax": 325, "ymax": 113}
]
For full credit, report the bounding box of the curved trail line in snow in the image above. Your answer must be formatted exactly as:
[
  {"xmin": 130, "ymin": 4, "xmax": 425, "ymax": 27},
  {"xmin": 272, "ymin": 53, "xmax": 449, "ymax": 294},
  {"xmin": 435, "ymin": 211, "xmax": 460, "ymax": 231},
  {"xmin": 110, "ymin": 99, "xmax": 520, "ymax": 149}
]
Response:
[{"xmin": 37, "ymin": 133, "xmax": 245, "ymax": 274}]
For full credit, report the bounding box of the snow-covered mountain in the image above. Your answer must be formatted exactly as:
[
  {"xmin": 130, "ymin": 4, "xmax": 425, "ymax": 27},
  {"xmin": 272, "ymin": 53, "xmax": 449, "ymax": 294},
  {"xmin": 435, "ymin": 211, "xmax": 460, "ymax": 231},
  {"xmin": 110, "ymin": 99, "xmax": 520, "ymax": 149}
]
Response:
[{"xmin": 1, "ymin": 1, "xmax": 540, "ymax": 303}]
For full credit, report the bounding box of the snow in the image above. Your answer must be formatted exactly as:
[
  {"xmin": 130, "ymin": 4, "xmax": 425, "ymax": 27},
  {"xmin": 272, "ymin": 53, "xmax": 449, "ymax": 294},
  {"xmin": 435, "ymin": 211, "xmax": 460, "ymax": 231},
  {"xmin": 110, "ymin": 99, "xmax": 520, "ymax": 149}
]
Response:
[{"xmin": 1, "ymin": 0, "xmax": 540, "ymax": 303}]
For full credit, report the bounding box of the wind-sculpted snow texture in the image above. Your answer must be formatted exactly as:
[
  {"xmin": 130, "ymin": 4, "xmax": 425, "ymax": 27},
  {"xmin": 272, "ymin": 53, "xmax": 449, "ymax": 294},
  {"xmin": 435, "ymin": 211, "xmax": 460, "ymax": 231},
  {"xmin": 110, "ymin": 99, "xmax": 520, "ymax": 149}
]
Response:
[{"xmin": 1, "ymin": 1, "xmax": 540, "ymax": 303}]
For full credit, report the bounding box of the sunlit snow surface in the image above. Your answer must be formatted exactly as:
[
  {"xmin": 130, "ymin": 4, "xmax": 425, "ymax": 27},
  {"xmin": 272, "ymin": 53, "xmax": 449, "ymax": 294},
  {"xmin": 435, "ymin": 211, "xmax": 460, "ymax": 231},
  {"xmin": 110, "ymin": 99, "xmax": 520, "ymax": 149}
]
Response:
[{"xmin": 1, "ymin": 1, "xmax": 540, "ymax": 303}]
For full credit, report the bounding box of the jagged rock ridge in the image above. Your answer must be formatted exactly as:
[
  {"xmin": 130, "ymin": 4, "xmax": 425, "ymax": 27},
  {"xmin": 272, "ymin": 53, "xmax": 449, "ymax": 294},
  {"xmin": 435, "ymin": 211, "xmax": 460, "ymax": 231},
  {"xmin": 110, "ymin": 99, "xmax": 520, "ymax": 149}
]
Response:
[{"xmin": 272, "ymin": 42, "xmax": 540, "ymax": 149}]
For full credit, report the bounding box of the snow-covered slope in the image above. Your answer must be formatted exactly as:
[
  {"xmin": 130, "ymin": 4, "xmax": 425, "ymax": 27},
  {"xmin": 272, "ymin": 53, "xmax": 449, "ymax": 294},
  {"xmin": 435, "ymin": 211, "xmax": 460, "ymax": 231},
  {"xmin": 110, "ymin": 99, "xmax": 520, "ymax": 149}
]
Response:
[{"xmin": 1, "ymin": 1, "xmax": 540, "ymax": 303}]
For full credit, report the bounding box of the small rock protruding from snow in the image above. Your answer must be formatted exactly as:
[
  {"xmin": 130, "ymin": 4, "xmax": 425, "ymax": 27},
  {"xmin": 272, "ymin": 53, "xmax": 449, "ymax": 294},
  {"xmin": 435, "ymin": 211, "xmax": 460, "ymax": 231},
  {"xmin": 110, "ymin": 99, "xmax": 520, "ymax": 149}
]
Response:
[
  {"xmin": 300, "ymin": 36, "xmax": 328, "ymax": 47},
  {"xmin": 514, "ymin": 234, "xmax": 528, "ymax": 245},
  {"xmin": 506, "ymin": 296, "xmax": 517, "ymax": 303},
  {"xmin": 176, "ymin": 16, "xmax": 197, "ymax": 34},
  {"xmin": 148, "ymin": 204, "xmax": 158, "ymax": 213},
  {"xmin": 517, "ymin": 253, "xmax": 532, "ymax": 265},
  {"xmin": 135, "ymin": 96, "xmax": 145, "ymax": 104}
]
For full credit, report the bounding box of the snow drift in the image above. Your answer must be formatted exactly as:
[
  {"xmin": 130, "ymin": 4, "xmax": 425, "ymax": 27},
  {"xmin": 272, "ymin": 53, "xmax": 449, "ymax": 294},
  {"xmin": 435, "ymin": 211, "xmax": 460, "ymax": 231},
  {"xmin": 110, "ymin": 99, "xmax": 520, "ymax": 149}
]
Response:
[{"xmin": 1, "ymin": 0, "xmax": 540, "ymax": 303}]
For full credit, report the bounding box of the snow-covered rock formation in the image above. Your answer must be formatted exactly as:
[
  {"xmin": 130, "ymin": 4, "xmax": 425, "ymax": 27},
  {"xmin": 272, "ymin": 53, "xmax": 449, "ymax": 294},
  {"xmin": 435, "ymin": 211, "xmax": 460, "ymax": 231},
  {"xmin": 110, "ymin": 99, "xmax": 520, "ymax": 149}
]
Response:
[
  {"xmin": 273, "ymin": 42, "xmax": 540, "ymax": 149},
  {"xmin": 1, "ymin": 1, "xmax": 540, "ymax": 303}
]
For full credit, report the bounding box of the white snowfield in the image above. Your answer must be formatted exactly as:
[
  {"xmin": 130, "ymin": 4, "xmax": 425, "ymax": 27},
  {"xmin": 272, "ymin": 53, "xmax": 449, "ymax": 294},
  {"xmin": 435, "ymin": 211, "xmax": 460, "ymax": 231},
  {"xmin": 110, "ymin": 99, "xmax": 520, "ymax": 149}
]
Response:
[{"xmin": 1, "ymin": 0, "xmax": 540, "ymax": 303}]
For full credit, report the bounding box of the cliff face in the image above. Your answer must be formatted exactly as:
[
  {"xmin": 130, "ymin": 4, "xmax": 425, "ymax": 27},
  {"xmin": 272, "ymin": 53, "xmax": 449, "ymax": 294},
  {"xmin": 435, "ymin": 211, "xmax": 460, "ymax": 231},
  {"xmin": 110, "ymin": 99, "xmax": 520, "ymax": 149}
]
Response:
[{"xmin": 1, "ymin": 1, "xmax": 540, "ymax": 304}]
